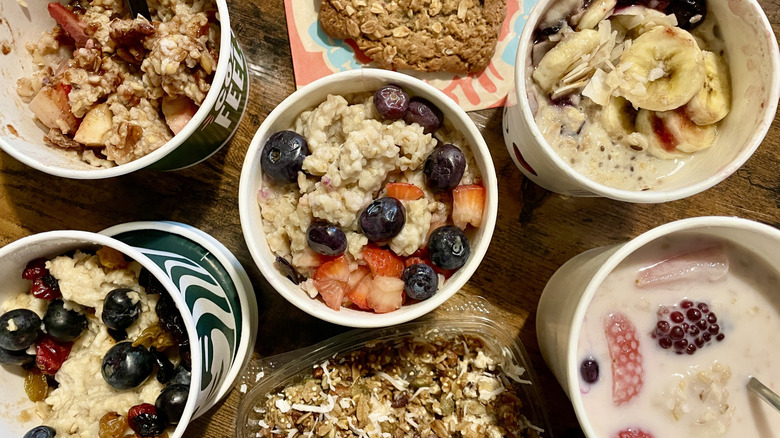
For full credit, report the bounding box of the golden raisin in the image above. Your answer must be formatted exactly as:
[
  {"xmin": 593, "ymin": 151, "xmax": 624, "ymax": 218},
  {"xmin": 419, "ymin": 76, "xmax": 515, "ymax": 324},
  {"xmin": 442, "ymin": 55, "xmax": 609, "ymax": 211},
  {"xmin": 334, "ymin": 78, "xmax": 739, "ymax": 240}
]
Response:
[
  {"xmin": 24, "ymin": 368, "xmax": 49, "ymax": 402},
  {"xmin": 98, "ymin": 411, "xmax": 127, "ymax": 438},
  {"xmin": 97, "ymin": 246, "xmax": 128, "ymax": 269},
  {"xmin": 132, "ymin": 323, "xmax": 176, "ymax": 350}
]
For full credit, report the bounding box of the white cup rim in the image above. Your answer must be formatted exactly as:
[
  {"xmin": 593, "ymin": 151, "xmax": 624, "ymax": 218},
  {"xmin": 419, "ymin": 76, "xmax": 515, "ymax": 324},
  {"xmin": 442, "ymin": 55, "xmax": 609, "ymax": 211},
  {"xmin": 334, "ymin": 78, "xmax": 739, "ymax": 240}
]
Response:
[
  {"xmin": 514, "ymin": 0, "xmax": 780, "ymax": 202},
  {"xmin": 564, "ymin": 216, "xmax": 780, "ymax": 436}
]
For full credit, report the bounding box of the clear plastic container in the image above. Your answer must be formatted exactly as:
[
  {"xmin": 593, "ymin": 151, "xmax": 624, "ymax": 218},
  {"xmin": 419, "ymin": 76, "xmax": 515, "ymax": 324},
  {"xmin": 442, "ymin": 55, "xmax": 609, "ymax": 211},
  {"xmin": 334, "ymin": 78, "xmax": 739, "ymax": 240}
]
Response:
[{"xmin": 235, "ymin": 297, "xmax": 551, "ymax": 438}]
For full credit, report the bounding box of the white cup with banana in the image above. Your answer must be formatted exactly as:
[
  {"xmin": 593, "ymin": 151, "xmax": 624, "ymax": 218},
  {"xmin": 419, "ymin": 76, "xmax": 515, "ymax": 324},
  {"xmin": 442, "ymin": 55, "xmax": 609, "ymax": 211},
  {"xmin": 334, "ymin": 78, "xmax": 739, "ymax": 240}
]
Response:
[{"xmin": 503, "ymin": 0, "xmax": 779, "ymax": 202}]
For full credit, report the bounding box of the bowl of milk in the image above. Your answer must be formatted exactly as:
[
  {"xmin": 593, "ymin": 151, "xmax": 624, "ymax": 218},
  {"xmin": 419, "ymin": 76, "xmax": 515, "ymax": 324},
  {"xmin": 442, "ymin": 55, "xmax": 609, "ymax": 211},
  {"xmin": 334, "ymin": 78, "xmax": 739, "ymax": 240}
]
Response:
[{"xmin": 537, "ymin": 216, "xmax": 780, "ymax": 437}]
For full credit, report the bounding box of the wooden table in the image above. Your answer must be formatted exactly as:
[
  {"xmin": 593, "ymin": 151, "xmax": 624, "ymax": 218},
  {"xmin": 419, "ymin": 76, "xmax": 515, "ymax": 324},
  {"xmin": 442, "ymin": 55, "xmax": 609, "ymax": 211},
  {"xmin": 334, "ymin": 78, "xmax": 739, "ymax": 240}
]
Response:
[{"xmin": 1, "ymin": 1, "xmax": 778, "ymax": 436}]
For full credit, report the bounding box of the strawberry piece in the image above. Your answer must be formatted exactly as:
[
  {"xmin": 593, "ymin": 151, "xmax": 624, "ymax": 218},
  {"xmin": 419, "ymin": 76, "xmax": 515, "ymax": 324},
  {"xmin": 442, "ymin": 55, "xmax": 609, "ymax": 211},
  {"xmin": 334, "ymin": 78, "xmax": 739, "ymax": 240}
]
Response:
[
  {"xmin": 36, "ymin": 336, "xmax": 72, "ymax": 375},
  {"xmin": 616, "ymin": 428, "xmax": 654, "ymax": 438},
  {"xmin": 404, "ymin": 256, "xmax": 428, "ymax": 267},
  {"xmin": 386, "ymin": 182, "xmax": 424, "ymax": 201},
  {"xmin": 47, "ymin": 2, "xmax": 90, "ymax": 45},
  {"xmin": 30, "ymin": 274, "xmax": 61, "ymax": 300},
  {"xmin": 452, "ymin": 185, "xmax": 486, "ymax": 229},
  {"xmin": 313, "ymin": 256, "xmax": 350, "ymax": 311},
  {"xmin": 22, "ymin": 258, "xmax": 49, "ymax": 281},
  {"xmin": 348, "ymin": 272, "xmax": 372, "ymax": 310},
  {"xmin": 362, "ymin": 246, "xmax": 404, "ymax": 278},
  {"xmin": 367, "ymin": 276, "xmax": 405, "ymax": 313},
  {"xmin": 604, "ymin": 312, "xmax": 644, "ymax": 405}
]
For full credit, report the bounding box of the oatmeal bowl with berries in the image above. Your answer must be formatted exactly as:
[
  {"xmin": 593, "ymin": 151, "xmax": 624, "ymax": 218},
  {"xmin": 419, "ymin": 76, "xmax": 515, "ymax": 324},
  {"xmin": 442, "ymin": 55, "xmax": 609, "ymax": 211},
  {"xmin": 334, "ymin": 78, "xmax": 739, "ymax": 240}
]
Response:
[
  {"xmin": 239, "ymin": 69, "xmax": 498, "ymax": 328},
  {"xmin": 0, "ymin": 225, "xmax": 256, "ymax": 437},
  {"xmin": 0, "ymin": 0, "xmax": 248, "ymax": 178}
]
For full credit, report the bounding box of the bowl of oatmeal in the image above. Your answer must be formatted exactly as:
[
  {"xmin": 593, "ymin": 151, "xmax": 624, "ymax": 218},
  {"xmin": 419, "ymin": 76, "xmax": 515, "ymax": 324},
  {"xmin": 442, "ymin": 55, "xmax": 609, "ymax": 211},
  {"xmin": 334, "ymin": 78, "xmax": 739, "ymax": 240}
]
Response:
[
  {"xmin": 238, "ymin": 69, "xmax": 498, "ymax": 328},
  {"xmin": 0, "ymin": 223, "xmax": 256, "ymax": 437},
  {"xmin": 537, "ymin": 216, "xmax": 780, "ymax": 436},
  {"xmin": 502, "ymin": 0, "xmax": 779, "ymax": 202},
  {"xmin": 0, "ymin": 0, "xmax": 248, "ymax": 178}
]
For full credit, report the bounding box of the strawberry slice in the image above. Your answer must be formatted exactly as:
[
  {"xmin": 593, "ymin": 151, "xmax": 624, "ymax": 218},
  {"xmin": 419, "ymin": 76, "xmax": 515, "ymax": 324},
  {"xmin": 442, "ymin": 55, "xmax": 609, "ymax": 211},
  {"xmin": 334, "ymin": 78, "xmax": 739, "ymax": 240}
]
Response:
[
  {"xmin": 452, "ymin": 185, "xmax": 486, "ymax": 229},
  {"xmin": 367, "ymin": 276, "xmax": 404, "ymax": 313},
  {"xmin": 604, "ymin": 312, "xmax": 644, "ymax": 406},
  {"xmin": 47, "ymin": 3, "xmax": 90, "ymax": 45},
  {"xmin": 616, "ymin": 428, "xmax": 654, "ymax": 438},
  {"xmin": 386, "ymin": 183, "xmax": 424, "ymax": 201},
  {"xmin": 362, "ymin": 246, "xmax": 404, "ymax": 278},
  {"xmin": 404, "ymin": 256, "xmax": 427, "ymax": 267},
  {"xmin": 347, "ymin": 270, "xmax": 372, "ymax": 311},
  {"xmin": 313, "ymin": 256, "xmax": 350, "ymax": 311}
]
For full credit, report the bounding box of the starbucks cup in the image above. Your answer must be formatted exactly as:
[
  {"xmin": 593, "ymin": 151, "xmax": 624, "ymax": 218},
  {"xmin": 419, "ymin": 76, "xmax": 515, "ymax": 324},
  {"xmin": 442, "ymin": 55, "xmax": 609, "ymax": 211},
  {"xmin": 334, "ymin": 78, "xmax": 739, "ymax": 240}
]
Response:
[
  {"xmin": 537, "ymin": 216, "xmax": 780, "ymax": 436},
  {"xmin": 503, "ymin": 0, "xmax": 779, "ymax": 202},
  {"xmin": 0, "ymin": 0, "xmax": 248, "ymax": 178},
  {"xmin": 0, "ymin": 222, "xmax": 257, "ymax": 436}
]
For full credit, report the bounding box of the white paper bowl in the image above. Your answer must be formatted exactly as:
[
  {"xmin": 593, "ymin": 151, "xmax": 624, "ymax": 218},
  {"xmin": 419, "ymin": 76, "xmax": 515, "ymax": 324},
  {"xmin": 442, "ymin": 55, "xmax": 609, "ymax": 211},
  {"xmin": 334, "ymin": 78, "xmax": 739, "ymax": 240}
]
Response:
[
  {"xmin": 502, "ymin": 0, "xmax": 780, "ymax": 202},
  {"xmin": 239, "ymin": 69, "xmax": 498, "ymax": 328},
  {"xmin": 0, "ymin": 0, "xmax": 248, "ymax": 178}
]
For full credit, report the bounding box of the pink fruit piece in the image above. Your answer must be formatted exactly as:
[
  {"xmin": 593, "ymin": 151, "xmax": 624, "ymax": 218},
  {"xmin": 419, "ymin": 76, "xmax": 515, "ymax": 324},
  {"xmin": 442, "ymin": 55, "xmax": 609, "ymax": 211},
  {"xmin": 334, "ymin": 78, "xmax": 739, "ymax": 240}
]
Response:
[
  {"xmin": 615, "ymin": 428, "xmax": 654, "ymax": 438},
  {"xmin": 604, "ymin": 312, "xmax": 643, "ymax": 406},
  {"xmin": 636, "ymin": 246, "xmax": 728, "ymax": 288},
  {"xmin": 47, "ymin": 2, "xmax": 90, "ymax": 46},
  {"xmin": 367, "ymin": 276, "xmax": 404, "ymax": 313}
]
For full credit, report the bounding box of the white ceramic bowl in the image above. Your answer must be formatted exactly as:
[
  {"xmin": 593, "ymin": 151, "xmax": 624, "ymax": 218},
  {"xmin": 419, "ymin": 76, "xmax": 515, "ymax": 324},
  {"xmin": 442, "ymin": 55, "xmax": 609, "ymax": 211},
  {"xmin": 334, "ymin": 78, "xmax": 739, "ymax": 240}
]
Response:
[
  {"xmin": 502, "ymin": 0, "xmax": 780, "ymax": 202},
  {"xmin": 0, "ymin": 226, "xmax": 256, "ymax": 436},
  {"xmin": 0, "ymin": 0, "xmax": 248, "ymax": 178},
  {"xmin": 536, "ymin": 216, "xmax": 780, "ymax": 436},
  {"xmin": 239, "ymin": 69, "xmax": 498, "ymax": 328}
]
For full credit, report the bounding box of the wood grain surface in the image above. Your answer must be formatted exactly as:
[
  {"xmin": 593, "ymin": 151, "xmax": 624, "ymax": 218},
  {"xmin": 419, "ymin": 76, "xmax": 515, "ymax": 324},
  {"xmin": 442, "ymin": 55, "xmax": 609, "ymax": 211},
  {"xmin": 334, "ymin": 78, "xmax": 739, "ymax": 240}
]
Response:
[{"xmin": 0, "ymin": 1, "xmax": 778, "ymax": 437}]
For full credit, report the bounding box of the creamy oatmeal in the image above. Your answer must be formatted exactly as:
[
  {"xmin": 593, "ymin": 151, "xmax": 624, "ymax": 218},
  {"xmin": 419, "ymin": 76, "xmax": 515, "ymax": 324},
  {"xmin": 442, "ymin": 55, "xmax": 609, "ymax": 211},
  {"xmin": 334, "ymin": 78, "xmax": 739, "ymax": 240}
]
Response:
[
  {"xmin": 529, "ymin": 0, "xmax": 730, "ymax": 190},
  {"xmin": 258, "ymin": 86, "xmax": 486, "ymax": 313},
  {"xmin": 16, "ymin": 0, "xmax": 220, "ymax": 166}
]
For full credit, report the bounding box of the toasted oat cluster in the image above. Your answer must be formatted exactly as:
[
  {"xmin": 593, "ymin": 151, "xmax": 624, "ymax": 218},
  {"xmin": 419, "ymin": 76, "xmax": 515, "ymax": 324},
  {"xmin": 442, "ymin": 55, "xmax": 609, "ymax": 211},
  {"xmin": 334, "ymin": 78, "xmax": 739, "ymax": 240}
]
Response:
[{"xmin": 251, "ymin": 333, "xmax": 541, "ymax": 438}]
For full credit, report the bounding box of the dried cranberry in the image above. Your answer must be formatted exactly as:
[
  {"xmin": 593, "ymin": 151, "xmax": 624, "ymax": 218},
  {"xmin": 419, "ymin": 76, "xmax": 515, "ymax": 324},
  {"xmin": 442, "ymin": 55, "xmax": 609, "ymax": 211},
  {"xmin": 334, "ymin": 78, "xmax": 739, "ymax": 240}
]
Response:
[
  {"xmin": 36, "ymin": 336, "xmax": 72, "ymax": 375},
  {"xmin": 22, "ymin": 258, "xmax": 49, "ymax": 281},
  {"xmin": 30, "ymin": 274, "xmax": 61, "ymax": 300},
  {"xmin": 128, "ymin": 403, "xmax": 167, "ymax": 437},
  {"xmin": 155, "ymin": 294, "xmax": 187, "ymax": 344}
]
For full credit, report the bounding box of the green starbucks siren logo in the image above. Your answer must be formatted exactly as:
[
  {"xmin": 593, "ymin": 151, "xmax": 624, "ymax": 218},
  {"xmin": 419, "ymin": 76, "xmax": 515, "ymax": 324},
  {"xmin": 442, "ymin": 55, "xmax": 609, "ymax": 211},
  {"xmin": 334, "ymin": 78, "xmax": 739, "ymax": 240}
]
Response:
[{"xmin": 149, "ymin": 32, "xmax": 249, "ymax": 171}]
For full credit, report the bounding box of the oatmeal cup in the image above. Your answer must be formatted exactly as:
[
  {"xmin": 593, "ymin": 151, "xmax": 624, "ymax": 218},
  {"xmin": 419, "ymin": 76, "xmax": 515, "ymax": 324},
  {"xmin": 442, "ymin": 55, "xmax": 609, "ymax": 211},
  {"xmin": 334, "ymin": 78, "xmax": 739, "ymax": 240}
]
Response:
[
  {"xmin": 235, "ymin": 298, "xmax": 550, "ymax": 438},
  {"xmin": 0, "ymin": 0, "xmax": 248, "ymax": 179},
  {"xmin": 537, "ymin": 217, "xmax": 780, "ymax": 437},
  {"xmin": 502, "ymin": 0, "xmax": 779, "ymax": 202},
  {"xmin": 239, "ymin": 69, "xmax": 498, "ymax": 328},
  {"xmin": 0, "ymin": 224, "xmax": 256, "ymax": 437}
]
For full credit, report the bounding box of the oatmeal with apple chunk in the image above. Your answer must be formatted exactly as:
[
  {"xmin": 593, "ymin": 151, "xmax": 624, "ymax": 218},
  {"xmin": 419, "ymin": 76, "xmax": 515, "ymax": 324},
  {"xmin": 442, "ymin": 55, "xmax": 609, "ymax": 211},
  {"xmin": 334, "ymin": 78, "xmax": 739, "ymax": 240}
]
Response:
[{"xmin": 16, "ymin": 0, "xmax": 219, "ymax": 167}]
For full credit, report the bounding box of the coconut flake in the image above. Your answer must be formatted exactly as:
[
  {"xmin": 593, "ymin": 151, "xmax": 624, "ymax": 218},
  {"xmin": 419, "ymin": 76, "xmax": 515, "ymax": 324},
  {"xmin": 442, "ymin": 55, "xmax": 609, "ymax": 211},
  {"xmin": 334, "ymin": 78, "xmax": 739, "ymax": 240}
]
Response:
[
  {"xmin": 291, "ymin": 394, "xmax": 336, "ymax": 413},
  {"xmin": 583, "ymin": 68, "xmax": 612, "ymax": 106},
  {"xmin": 375, "ymin": 371, "xmax": 409, "ymax": 391}
]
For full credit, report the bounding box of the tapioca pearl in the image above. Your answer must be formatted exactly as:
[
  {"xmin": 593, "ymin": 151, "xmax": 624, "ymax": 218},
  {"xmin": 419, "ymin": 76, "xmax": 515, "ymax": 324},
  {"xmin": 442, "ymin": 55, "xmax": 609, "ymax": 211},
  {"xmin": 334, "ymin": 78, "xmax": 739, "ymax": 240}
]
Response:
[
  {"xmin": 686, "ymin": 308, "xmax": 702, "ymax": 321},
  {"xmin": 707, "ymin": 313, "xmax": 717, "ymax": 323},
  {"xmin": 671, "ymin": 312, "xmax": 684, "ymax": 323},
  {"xmin": 716, "ymin": 333, "xmax": 725, "ymax": 341},
  {"xmin": 697, "ymin": 302, "xmax": 709, "ymax": 313},
  {"xmin": 681, "ymin": 300, "xmax": 694, "ymax": 309},
  {"xmin": 709, "ymin": 324, "xmax": 720, "ymax": 335}
]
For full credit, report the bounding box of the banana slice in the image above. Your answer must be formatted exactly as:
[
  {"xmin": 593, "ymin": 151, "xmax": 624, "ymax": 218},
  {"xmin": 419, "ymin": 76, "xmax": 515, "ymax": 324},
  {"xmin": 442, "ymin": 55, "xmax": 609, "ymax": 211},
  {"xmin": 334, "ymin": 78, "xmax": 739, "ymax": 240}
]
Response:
[
  {"xmin": 636, "ymin": 109, "xmax": 716, "ymax": 158},
  {"xmin": 601, "ymin": 96, "xmax": 637, "ymax": 139},
  {"xmin": 617, "ymin": 26, "xmax": 705, "ymax": 112},
  {"xmin": 577, "ymin": 0, "xmax": 618, "ymax": 31},
  {"xmin": 611, "ymin": 6, "xmax": 679, "ymax": 38},
  {"xmin": 533, "ymin": 29, "xmax": 601, "ymax": 94},
  {"xmin": 684, "ymin": 51, "xmax": 731, "ymax": 125}
]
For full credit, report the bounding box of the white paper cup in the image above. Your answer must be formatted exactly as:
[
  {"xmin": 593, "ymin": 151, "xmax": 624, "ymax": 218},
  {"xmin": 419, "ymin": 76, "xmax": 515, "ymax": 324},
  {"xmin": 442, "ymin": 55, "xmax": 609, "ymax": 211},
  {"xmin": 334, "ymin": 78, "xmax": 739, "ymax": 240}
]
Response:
[
  {"xmin": 0, "ymin": 0, "xmax": 248, "ymax": 178},
  {"xmin": 536, "ymin": 216, "xmax": 780, "ymax": 436},
  {"xmin": 239, "ymin": 69, "xmax": 498, "ymax": 328},
  {"xmin": 502, "ymin": 0, "xmax": 780, "ymax": 202},
  {"xmin": 0, "ymin": 223, "xmax": 256, "ymax": 436}
]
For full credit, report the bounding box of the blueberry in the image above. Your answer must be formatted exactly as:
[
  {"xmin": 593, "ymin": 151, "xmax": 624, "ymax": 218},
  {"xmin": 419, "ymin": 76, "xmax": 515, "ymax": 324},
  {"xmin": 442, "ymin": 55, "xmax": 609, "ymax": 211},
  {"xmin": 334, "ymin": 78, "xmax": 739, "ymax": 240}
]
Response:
[
  {"xmin": 138, "ymin": 268, "xmax": 164, "ymax": 295},
  {"xmin": 580, "ymin": 358, "xmax": 599, "ymax": 384},
  {"xmin": 374, "ymin": 85, "xmax": 410, "ymax": 120},
  {"xmin": 170, "ymin": 363, "xmax": 192, "ymax": 386},
  {"xmin": 428, "ymin": 226, "xmax": 470, "ymax": 270},
  {"xmin": 43, "ymin": 300, "xmax": 87, "ymax": 342},
  {"xmin": 102, "ymin": 288, "xmax": 141, "ymax": 331},
  {"xmin": 423, "ymin": 144, "xmax": 466, "ymax": 193},
  {"xmin": 156, "ymin": 383, "xmax": 189, "ymax": 424},
  {"xmin": 275, "ymin": 256, "xmax": 302, "ymax": 285},
  {"xmin": 0, "ymin": 346, "xmax": 34, "ymax": 366},
  {"xmin": 23, "ymin": 426, "xmax": 56, "ymax": 438},
  {"xmin": 403, "ymin": 97, "xmax": 443, "ymax": 134},
  {"xmin": 359, "ymin": 197, "xmax": 406, "ymax": 241},
  {"xmin": 306, "ymin": 222, "xmax": 347, "ymax": 256},
  {"xmin": 0, "ymin": 309, "xmax": 42, "ymax": 351},
  {"xmin": 101, "ymin": 342, "xmax": 154, "ymax": 390},
  {"xmin": 401, "ymin": 264, "xmax": 439, "ymax": 300},
  {"xmin": 260, "ymin": 130, "xmax": 310, "ymax": 184},
  {"xmin": 665, "ymin": 0, "xmax": 707, "ymax": 29},
  {"xmin": 150, "ymin": 347, "xmax": 175, "ymax": 384}
]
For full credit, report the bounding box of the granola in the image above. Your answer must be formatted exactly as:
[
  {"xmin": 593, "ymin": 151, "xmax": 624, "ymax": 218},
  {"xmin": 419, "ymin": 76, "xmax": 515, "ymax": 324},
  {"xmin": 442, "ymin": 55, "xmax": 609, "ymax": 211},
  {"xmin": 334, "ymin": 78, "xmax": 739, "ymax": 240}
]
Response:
[
  {"xmin": 248, "ymin": 333, "xmax": 541, "ymax": 437},
  {"xmin": 318, "ymin": 0, "xmax": 507, "ymax": 74}
]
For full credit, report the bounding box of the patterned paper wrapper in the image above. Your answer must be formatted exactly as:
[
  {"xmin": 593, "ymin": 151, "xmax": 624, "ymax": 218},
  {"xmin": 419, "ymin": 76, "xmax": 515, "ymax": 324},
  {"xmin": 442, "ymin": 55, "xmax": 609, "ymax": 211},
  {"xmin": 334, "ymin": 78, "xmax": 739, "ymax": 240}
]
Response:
[{"xmin": 284, "ymin": 0, "xmax": 539, "ymax": 112}]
